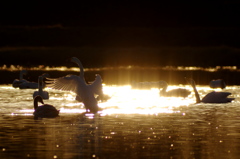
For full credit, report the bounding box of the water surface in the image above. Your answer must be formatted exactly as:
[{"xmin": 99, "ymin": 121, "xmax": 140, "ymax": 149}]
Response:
[{"xmin": 0, "ymin": 83, "xmax": 240, "ymax": 159}]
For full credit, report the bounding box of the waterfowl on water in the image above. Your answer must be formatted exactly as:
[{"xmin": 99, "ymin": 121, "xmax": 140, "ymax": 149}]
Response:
[
  {"xmin": 185, "ymin": 78, "xmax": 234, "ymax": 103},
  {"xmin": 46, "ymin": 57, "xmax": 99, "ymax": 113},
  {"xmin": 19, "ymin": 81, "xmax": 38, "ymax": 89},
  {"xmin": 209, "ymin": 79, "xmax": 226, "ymax": 89},
  {"xmin": 20, "ymin": 73, "xmax": 50, "ymax": 89},
  {"xmin": 33, "ymin": 75, "xmax": 49, "ymax": 99},
  {"xmin": 159, "ymin": 80, "xmax": 191, "ymax": 98},
  {"xmin": 33, "ymin": 95, "xmax": 59, "ymax": 118},
  {"xmin": 12, "ymin": 70, "xmax": 28, "ymax": 88}
]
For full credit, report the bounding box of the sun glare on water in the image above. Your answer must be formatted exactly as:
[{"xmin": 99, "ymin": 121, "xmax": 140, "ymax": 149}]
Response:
[
  {"xmin": 5, "ymin": 84, "xmax": 194, "ymax": 116},
  {"xmin": 98, "ymin": 85, "xmax": 193, "ymax": 115}
]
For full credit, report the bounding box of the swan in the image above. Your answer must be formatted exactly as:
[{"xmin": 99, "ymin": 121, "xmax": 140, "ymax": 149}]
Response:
[
  {"xmin": 19, "ymin": 73, "xmax": 49, "ymax": 89},
  {"xmin": 33, "ymin": 95, "xmax": 59, "ymax": 118},
  {"xmin": 209, "ymin": 79, "xmax": 226, "ymax": 89},
  {"xmin": 185, "ymin": 78, "xmax": 234, "ymax": 103},
  {"xmin": 46, "ymin": 58, "xmax": 99, "ymax": 113},
  {"xmin": 71, "ymin": 57, "xmax": 109, "ymax": 102},
  {"xmin": 33, "ymin": 75, "xmax": 49, "ymax": 99},
  {"xmin": 12, "ymin": 70, "xmax": 28, "ymax": 88},
  {"xmin": 159, "ymin": 80, "xmax": 191, "ymax": 98}
]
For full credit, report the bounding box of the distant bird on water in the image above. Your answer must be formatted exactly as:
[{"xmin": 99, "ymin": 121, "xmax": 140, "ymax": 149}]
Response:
[
  {"xmin": 12, "ymin": 70, "xmax": 28, "ymax": 88},
  {"xmin": 159, "ymin": 80, "xmax": 191, "ymax": 98},
  {"xmin": 33, "ymin": 95, "xmax": 59, "ymax": 118},
  {"xmin": 20, "ymin": 73, "xmax": 50, "ymax": 89},
  {"xmin": 209, "ymin": 79, "xmax": 226, "ymax": 89},
  {"xmin": 185, "ymin": 78, "xmax": 234, "ymax": 103},
  {"xmin": 19, "ymin": 81, "xmax": 38, "ymax": 89},
  {"xmin": 46, "ymin": 57, "xmax": 99, "ymax": 113}
]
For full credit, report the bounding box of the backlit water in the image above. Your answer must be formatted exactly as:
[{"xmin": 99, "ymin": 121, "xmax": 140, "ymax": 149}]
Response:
[{"xmin": 0, "ymin": 68, "xmax": 240, "ymax": 158}]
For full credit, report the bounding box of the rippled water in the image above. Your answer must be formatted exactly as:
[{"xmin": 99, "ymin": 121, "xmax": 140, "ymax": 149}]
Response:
[{"xmin": 0, "ymin": 84, "xmax": 240, "ymax": 159}]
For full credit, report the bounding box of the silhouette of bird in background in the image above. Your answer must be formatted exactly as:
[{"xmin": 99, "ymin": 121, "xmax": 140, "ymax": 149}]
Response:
[{"xmin": 186, "ymin": 78, "xmax": 234, "ymax": 103}]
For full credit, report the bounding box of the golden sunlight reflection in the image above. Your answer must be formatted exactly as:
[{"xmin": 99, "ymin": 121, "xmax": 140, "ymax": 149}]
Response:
[
  {"xmin": 6, "ymin": 83, "xmax": 239, "ymax": 117},
  {"xmin": 1, "ymin": 64, "xmax": 239, "ymax": 72},
  {"xmin": 17, "ymin": 85, "xmax": 194, "ymax": 115},
  {"xmin": 98, "ymin": 85, "xmax": 194, "ymax": 115}
]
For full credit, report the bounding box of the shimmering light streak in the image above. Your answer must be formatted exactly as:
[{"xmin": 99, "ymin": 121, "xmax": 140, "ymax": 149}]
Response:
[
  {"xmin": 0, "ymin": 65, "xmax": 239, "ymax": 72},
  {"xmin": 3, "ymin": 84, "xmax": 238, "ymax": 116},
  {"xmin": 98, "ymin": 85, "xmax": 193, "ymax": 115}
]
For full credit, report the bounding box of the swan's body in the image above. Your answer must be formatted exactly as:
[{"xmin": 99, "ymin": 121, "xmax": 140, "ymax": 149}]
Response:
[
  {"xmin": 46, "ymin": 57, "xmax": 99, "ymax": 113},
  {"xmin": 33, "ymin": 95, "xmax": 59, "ymax": 118},
  {"xmin": 19, "ymin": 81, "xmax": 38, "ymax": 89},
  {"xmin": 75, "ymin": 74, "xmax": 110, "ymax": 102},
  {"xmin": 12, "ymin": 70, "xmax": 28, "ymax": 88},
  {"xmin": 209, "ymin": 79, "xmax": 226, "ymax": 89},
  {"xmin": 186, "ymin": 78, "xmax": 234, "ymax": 103},
  {"xmin": 159, "ymin": 80, "xmax": 191, "ymax": 98},
  {"xmin": 33, "ymin": 76, "xmax": 49, "ymax": 99}
]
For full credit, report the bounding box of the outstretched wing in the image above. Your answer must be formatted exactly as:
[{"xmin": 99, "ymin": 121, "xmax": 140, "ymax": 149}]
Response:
[
  {"xmin": 46, "ymin": 75, "xmax": 84, "ymax": 94},
  {"xmin": 88, "ymin": 74, "xmax": 103, "ymax": 95}
]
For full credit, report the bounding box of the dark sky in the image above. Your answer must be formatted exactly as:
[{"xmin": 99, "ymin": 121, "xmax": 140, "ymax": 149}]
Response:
[
  {"xmin": 0, "ymin": 1, "xmax": 240, "ymax": 67},
  {"xmin": 1, "ymin": 1, "xmax": 239, "ymax": 27}
]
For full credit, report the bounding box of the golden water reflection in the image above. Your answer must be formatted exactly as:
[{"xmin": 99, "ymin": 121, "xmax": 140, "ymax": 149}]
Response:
[
  {"xmin": 99, "ymin": 85, "xmax": 194, "ymax": 115},
  {"xmin": 1, "ymin": 84, "xmax": 240, "ymax": 158},
  {"xmin": 14, "ymin": 85, "xmax": 194, "ymax": 115}
]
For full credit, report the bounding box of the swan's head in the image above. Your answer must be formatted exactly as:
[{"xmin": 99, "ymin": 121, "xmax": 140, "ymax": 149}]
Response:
[
  {"xmin": 159, "ymin": 80, "xmax": 168, "ymax": 88},
  {"xmin": 34, "ymin": 95, "xmax": 44, "ymax": 110},
  {"xmin": 185, "ymin": 78, "xmax": 195, "ymax": 86},
  {"xmin": 70, "ymin": 57, "xmax": 81, "ymax": 64},
  {"xmin": 41, "ymin": 73, "xmax": 50, "ymax": 78},
  {"xmin": 34, "ymin": 95, "xmax": 44, "ymax": 105}
]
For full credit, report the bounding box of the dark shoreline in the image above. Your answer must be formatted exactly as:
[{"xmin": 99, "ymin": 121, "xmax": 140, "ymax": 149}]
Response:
[
  {"xmin": 1, "ymin": 68, "xmax": 240, "ymax": 86},
  {"xmin": 1, "ymin": 27, "xmax": 240, "ymax": 68}
]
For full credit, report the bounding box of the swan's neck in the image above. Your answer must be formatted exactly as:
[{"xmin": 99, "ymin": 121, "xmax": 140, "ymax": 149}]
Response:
[
  {"xmin": 161, "ymin": 84, "xmax": 167, "ymax": 93},
  {"xmin": 19, "ymin": 70, "xmax": 27, "ymax": 80},
  {"xmin": 38, "ymin": 77, "xmax": 43, "ymax": 92},
  {"xmin": 72, "ymin": 58, "xmax": 84, "ymax": 78},
  {"xmin": 34, "ymin": 100, "xmax": 39, "ymax": 110},
  {"xmin": 20, "ymin": 72, "xmax": 24, "ymax": 80},
  {"xmin": 160, "ymin": 81, "xmax": 168, "ymax": 94},
  {"xmin": 77, "ymin": 62, "xmax": 84, "ymax": 78},
  {"xmin": 191, "ymin": 82, "xmax": 201, "ymax": 103}
]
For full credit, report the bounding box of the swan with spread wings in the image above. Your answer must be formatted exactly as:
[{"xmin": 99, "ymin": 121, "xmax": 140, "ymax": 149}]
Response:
[
  {"xmin": 71, "ymin": 57, "xmax": 108, "ymax": 102},
  {"xmin": 46, "ymin": 58, "xmax": 100, "ymax": 113}
]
